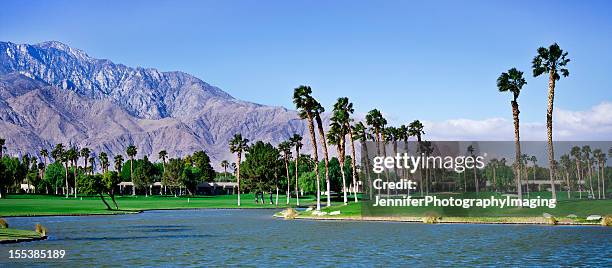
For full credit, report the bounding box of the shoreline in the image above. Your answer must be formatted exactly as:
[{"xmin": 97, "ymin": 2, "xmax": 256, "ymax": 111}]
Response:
[
  {"xmin": 0, "ymin": 235, "xmax": 47, "ymax": 244},
  {"xmin": 274, "ymin": 213, "xmax": 607, "ymax": 226},
  {"xmin": 1, "ymin": 206, "xmax": 289, "ymax": 218},
  {"xmin": 0, "ymin": 228, "xmax": 47, "ymax": 244}
]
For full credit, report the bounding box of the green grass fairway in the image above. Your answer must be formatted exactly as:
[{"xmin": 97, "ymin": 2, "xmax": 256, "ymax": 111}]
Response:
[
  {"xmin": 0, "ymin": 194, "xmax": 330, "ymax": 217},
  {"xmin": 0, "ymin": 228, "xmax": 43, "ymax": 243}
]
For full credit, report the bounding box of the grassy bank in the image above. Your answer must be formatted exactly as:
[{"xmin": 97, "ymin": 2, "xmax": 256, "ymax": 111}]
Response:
[
  {"xmin": 0, "ymin": 194, "xmax": 324, "ymax": 217},
  {"xmin": 0, "ymin": 228, "xmax": 45, "ymax": 243}
]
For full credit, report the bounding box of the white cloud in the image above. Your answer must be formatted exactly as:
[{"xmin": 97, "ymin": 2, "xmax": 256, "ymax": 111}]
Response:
[{"xmin": 423, "ymin": 102, "xmax": 612, "ymax": 141}]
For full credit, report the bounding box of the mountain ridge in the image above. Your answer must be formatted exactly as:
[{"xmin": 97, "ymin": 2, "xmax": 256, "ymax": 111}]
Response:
[{"xmin": 0, "ymin": 41, "xmax": 310, "ymax": 168}]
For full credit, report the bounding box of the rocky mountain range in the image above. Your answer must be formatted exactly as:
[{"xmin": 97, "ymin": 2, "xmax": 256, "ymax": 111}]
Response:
[{"xmin": 0, "ymin": 41, "xmax": 312, "ymax": 169}]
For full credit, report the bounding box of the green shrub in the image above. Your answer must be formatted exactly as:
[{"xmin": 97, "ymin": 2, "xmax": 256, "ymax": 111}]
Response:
[
  {"xmin": 546, "ymin": 216, "xmax": 558, "ymax": 225},
  {"xmin": 0, "ymin": 218, "xmax": 7, "ymax": 228}
]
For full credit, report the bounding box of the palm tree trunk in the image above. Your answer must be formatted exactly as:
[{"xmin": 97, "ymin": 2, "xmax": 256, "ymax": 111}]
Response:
[
  {"xmin": 602, "ymin": 162, "xmax": 606, "ymax": 199},
  {"xmin": 403, "ymin": 138, "xmax": 409, "ymax": 181},
  {"xmin": 130, "ymin": 158, "xmax": 134, "ymax": 196},
  {"xmin": 361, "ymin": 139, "xmax": 373, "ymax": 200},
  {"xmin": 596, "ymin": 161, "xmax": 601, "ymax": 199},
  {"xmin": 393, "ymin": 140, "xmax": 398, "ymax": 195},
  {"xmin": 463, "ymin": 169, "xmax": 467, "ymax": 192},
  {"xmin": 588, "ymin": 160, "xmax": 594, "ymax": 198},
  {"xmin": 473, "ymin": 164, "xmax": 478, "ymax": 194},
  {"xmin": 524, "ymin": 164, "xmax": 529, "ymax": 198},
  {"xmin": 533, "ymin": 165, "xmax": 537, "ymax": 194},
  {"xmin": 285, "ymin": 157, "xmax": 290, "ymax": 205},
  {"xmin": 511, "ymin": 100, "xmax": 523, "ymax": 202},
  {"xmin": 307, "ymin": 116, "xmax": 321, "ymax": 211},
  {"xmin": 315, "ymin": 116, "xmax": 331, "ymax": 207},
  {"xmin": 295, "ymin": 147, "xmax": 300, "ymax": 206},
  {"xmin": 73, "ymin": 160, "xmax": 77, "ymax": 198},
  {"xmin": 338, "ymin": 142, "xmax": 347, "ymax": 205},
  {"xmin": 381, "ymin": 133, "xmax": 390, "ymax": 196},
  {"xmin": 64, "ymin": 162, "xmax": 69, "ymax": 198},
  {"xmin": 374, "ymin": 129, "xmax": 382, "ymax": 196},
  {"xmin": 237, "ymin": 154, "xmax": 241, "ymax": 206},
  {"xmin": 546, "ymin": 71, "xmax": 557, "ymax": 200},
  {"xmin": 348, "ymin": 127, "xmax": 358, "ymax": 202},
  {"xmin": 566, "ymin": 171, "xmax": 571, "ymax": 198},
  {"xmin": 417, "ymin": 135, "xmax": 424, "ymax": 196},
  {"xmin": 493, "ymin": 166, "xmax": 497, "ymax": 192}
]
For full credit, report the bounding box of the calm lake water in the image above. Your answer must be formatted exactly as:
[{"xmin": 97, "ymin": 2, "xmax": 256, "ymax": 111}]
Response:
[{"xmin": 1, "ymin": 209, "xmax": 611, "ymax": 267}]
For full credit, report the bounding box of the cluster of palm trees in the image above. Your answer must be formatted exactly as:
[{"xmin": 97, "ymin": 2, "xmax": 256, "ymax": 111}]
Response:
[
  {"xmin": 229, "ymin": 86, "xmax": 429, "ymax": 211},
  {"xmin": 559, "ymin": 145, "xmax": 608, "ymax": 199},
  {"xmin": 15, "ymin": 143, "xmax": 141, "ymax": 197},
  {"xmin": 45, "ymin": 144, "xmax": 97, "ymax": 198}
]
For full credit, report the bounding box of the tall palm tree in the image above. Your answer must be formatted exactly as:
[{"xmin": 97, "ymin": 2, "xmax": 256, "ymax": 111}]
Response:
[
  {"xmin": 126, "ymin": 144, "xmax": 137, "ymax": 187},
  {"xmin": 497, "ymin": 68, "xmax": 527, "ymax": 202},
  {"xmin": 60, "ymin": 151, "xmax": 70, "ymax": 198},
  {"xmin": 330, "ymin": 97, "xmax": 354, "ymax": 204},
  {"xmin": 353, "ymin": 122, "xmax": 372, "ymax": 199},
  {"xmin": 601, "ymin": 150, "xmax": 608, "ymax": 199},
  {"xmin": 220, "ymin": 160, "xmax": 229, "ymax": 179},
  {"xmin": 278, "ymin": 141, "xmax": 292, "ymax": 205},
  {"xmin": 467, "ymin": 145, "xmax": 479, "ymax": 193},
  {"xmin": 67, "ymin": 147, "xmax": 79, "ymax": 198},
  {"xmin": 385, "ymin": 126, "xmax": 399, "ymax": 195},
  {"xmin": 80, "ymin": 147, "xmax": 91, "ymax": 175},
  {"xmin": 560, "ymin": 154, "xmax": 572, "ymax": 198},
  {"xmin": 570, "ymin": 146, "xmax": 583, "ymax": 199},
  {"xmin": 114, "ymin": 155, "xmax": 124, "ymax": 173},
  {"xmin": 289, "ymin": 134, "xmax": 303, "ymax": 206},
  {"xmin": 158, "ymin": 150, "xmax": 168, "ymax": 172},
  {"xmin": 336, "ymin": 97, "xmax": 359, "ymax": 203},
  {"xmin": 51, "ymin": 144, "xmax": 68, "ymax": 197},
  {"xmin": 398, "ymin": 125, "xmax": 409, "ymax": 180},
  {"xmin": 521, "ymin": 154, "xmax": 530, "ymax": 197},
  {"xmin": 582, "ymin": 145, "xmax": 594, "ymax": 198},
  {"xmin": 366, "ymin": 109, "xmax": 387, "ymax": 195},
  {"xmin": 421, "ymin": 141, "xmax": 434, "ymax": 194},
  {"xmin": 229, "ymin": 133, "xmax": 249, "ymax": 206},
  {"xmin": 89, "ymin": 157, "xmax": 95, "ymax": 175},
  {"xmin": 328, "ymin": 121, "xmax": 348, "ymax": 204},
  {"xmin": 99, "ymin": 152, "xmax": 109, "ymax": 173},
  {"xmin": 313, "ymin": 102, "xmax": 332, "ymax": 207},
  {"xmin": 593, "ymin": 149, "xmax": 603, "ymax": 199},
  {"xmin": 293, "ymin": 85, "xmax": 321, "ymax": 210},
  {"xmin": 530, "ymin": 156, "xmax": 538, "ymax": 193},
  {"xmin": 408, "ymin": 120, "xmax": 425, "ymax": 195},
  {"xmin": 532, "ymin": 43, "xmax": 570, "ymax": 200},
  {"xmin": 489, "ymin": 159, "xmax": 499, "ymax": 192}
]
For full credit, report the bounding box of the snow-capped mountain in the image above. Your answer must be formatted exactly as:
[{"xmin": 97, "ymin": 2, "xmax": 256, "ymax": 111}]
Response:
[{"xmin": 0, "ymin": 41, "xmax": 309, "ymax": 167}]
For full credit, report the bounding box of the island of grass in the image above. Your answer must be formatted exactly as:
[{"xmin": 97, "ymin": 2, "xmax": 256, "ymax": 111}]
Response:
[
  {"xmin": 0, "ymin": 228, "xmax": 46, "ymax": 244},
  {"xmin": 276, "ymin": 192, "xmax": 612, "ymax": 226}
]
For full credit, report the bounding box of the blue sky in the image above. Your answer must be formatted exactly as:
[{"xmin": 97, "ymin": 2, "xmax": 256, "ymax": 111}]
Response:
[{"xmin": 1, "ymin": 0, "xmax": 611, "ymax": 125}]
